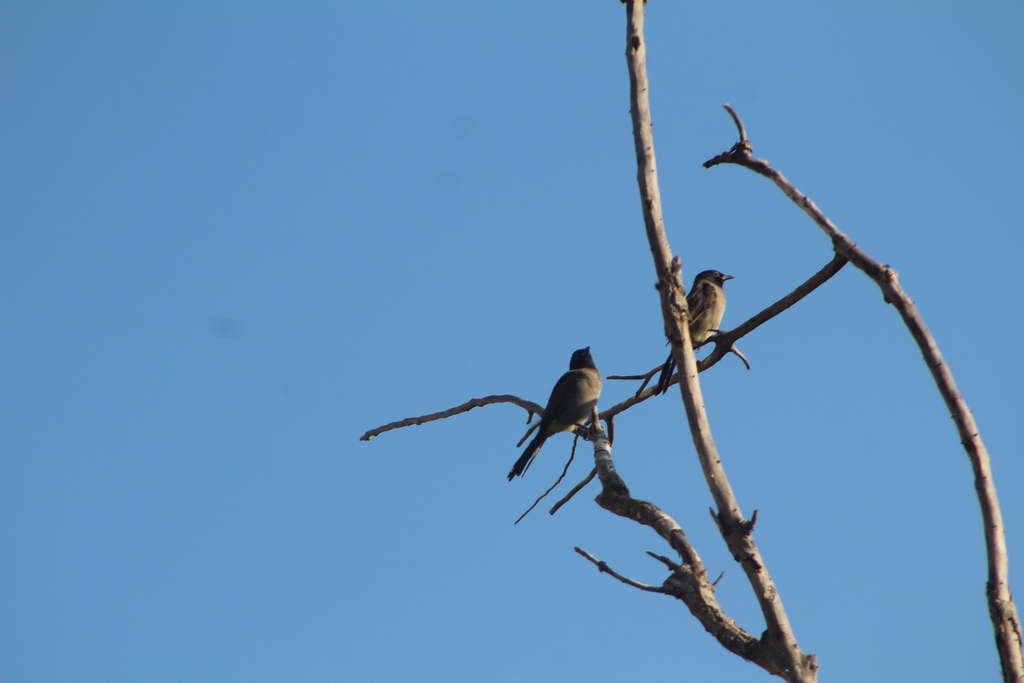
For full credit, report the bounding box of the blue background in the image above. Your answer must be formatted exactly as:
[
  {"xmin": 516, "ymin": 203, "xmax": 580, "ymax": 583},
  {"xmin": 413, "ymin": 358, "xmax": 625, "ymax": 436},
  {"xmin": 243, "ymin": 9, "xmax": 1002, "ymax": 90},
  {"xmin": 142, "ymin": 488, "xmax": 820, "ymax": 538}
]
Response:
[{"xmin": 2, "ymin": 2, "xmax": 1022, "ymax": 681}]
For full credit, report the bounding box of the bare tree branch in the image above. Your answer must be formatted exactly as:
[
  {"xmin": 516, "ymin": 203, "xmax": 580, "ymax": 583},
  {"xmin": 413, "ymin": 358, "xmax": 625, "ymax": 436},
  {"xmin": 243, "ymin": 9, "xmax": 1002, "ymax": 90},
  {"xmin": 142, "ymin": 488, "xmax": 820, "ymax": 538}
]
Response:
[
  {"xmin": 622, "ymin": 5, "xmax": 817, "ymax": 680},
  {"xmin": 691, "ymin": 253, "xmax": 847, "ymax": 375},
  {"xmin": 586, "ymin": 408, "xmax": 814, "ymax": 678},
  {"xmin": 359, "ymin": 395, "xmax": 543, "ymax": 442},
  {"xmin": 610, "ymin": 253, "xmax": 846, "ymax": 396},
  {"xmin": 706, "ymin": 103, "xmax": 1024, "ymax": 683}
]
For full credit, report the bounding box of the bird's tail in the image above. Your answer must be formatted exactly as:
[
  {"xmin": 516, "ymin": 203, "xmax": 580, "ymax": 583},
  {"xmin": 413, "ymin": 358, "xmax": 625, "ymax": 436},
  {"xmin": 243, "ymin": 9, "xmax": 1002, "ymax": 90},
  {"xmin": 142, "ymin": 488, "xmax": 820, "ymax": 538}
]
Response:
[
  {"xmin": 507, "ymin": 432, "xmax": 545, "ymax": 481},
  {"xmin": 655, "ymin": 352, "xmax": 675, "ymax": 395}
]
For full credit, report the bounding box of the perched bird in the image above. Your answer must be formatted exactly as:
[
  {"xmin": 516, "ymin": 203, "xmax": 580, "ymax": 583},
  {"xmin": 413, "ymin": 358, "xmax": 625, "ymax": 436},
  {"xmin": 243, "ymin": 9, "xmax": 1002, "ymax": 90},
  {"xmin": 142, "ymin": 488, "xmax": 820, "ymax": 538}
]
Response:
[
  {"xmin": 655, "ymin": 270, "xmax": 733, "ymax": 395},
  {"xmin": 508, "ymin": 347, "xmax": 602, "ymax": 481}
]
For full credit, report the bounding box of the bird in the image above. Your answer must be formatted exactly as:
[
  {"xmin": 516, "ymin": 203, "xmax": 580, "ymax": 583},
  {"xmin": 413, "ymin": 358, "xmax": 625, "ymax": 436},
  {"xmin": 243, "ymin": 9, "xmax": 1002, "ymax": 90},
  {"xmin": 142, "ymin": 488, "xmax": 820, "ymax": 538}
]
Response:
[
  {"xmin": 508, "ymin": 347, "xmax": 602, "ymax": 481},
  {"xmin": 655, "ymin": 270, "xmax": 733, "ymax": 395}
]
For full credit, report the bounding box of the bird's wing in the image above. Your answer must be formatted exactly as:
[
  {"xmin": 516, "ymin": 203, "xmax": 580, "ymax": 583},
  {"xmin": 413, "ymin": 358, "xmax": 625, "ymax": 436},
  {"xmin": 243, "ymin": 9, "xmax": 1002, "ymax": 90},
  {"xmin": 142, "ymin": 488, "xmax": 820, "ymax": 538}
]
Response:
[
  {"xmin": 542, "ymin": 368, "xmax": 601, "ymax": 434},
  {"xmin": 687, "ymin": 282, "xmax": 717, "ymax": 327}
]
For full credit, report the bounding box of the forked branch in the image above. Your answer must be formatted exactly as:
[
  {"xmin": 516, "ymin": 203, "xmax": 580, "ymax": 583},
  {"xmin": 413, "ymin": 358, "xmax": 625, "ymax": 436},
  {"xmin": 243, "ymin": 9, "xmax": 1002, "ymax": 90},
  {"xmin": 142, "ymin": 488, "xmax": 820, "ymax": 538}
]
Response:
[{"xmin": 584, "ymin": 410, "xmax": 812, "ymax": 677}]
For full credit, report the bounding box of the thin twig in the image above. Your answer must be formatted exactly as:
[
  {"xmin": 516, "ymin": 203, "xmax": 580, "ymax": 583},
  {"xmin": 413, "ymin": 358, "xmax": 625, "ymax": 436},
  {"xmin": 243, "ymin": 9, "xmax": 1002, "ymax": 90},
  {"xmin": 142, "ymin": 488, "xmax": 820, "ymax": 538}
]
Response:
[
  {"xmin": 607, "ymin": 367, "xmax": 658, "ymax": 396},
  {"xmin": 549, "ymin": 468, "xmax": 597, "ymax": 515},
  {"xmin": 646, "ymin": 551, "xmax": 680, "ymax": 571},
  {"xmin": 575, "ymin": 547, "xmax": 667, "ymax": 593},
  {"xmin": 360, "ymin": 395, "xmax": 543, "ymax": 441},
  {"xmin": 725, "ymin": 103, "xmax": 747, "ymax": 142},
  {"xmin": 515, "ymin": 421, "xmax": 540, "ymax": 448},
  {"xmin": 515, "ymin": 436, "xmax": 579, "ymax": 525},
  {"xmin": 728, "ymin": 346, "xmax": 750, "ymax": 369}
]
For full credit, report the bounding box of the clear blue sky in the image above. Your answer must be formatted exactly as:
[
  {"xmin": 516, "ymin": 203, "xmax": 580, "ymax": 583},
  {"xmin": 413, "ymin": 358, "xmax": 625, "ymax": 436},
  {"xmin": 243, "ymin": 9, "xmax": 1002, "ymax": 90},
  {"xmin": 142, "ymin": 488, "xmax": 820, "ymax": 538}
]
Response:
[{"xmin": 2, "ymin": 2, "xmax": 1022, "ymax": 681}]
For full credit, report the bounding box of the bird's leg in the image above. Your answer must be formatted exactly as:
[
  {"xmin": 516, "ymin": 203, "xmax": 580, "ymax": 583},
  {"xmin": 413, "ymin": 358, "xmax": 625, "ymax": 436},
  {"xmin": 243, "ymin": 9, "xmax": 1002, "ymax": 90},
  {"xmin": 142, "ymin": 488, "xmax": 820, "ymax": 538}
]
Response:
[{"xmin": 693, "ymin": 329, "xmax": 725, "ymax": 352}]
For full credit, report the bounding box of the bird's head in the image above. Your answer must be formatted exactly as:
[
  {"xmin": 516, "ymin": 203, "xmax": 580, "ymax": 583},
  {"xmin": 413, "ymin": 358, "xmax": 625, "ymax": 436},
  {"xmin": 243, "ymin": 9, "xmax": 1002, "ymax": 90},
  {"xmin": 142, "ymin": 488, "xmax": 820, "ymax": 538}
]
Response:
[
  {"xmin": 693, "ymin": 270, "xmax": 734, "ymax": 287},
  {"xmin": 569, "ymin": 347, "xmax": 596, "ymax": 370}
]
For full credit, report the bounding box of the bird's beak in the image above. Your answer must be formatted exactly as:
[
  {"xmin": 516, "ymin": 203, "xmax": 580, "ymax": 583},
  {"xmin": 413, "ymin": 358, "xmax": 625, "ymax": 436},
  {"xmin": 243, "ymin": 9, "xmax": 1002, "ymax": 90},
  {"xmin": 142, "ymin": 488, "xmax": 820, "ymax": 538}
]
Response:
[{"xmin": 723, "ymin": 274, "xmax": 734, "ymax": 281}]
